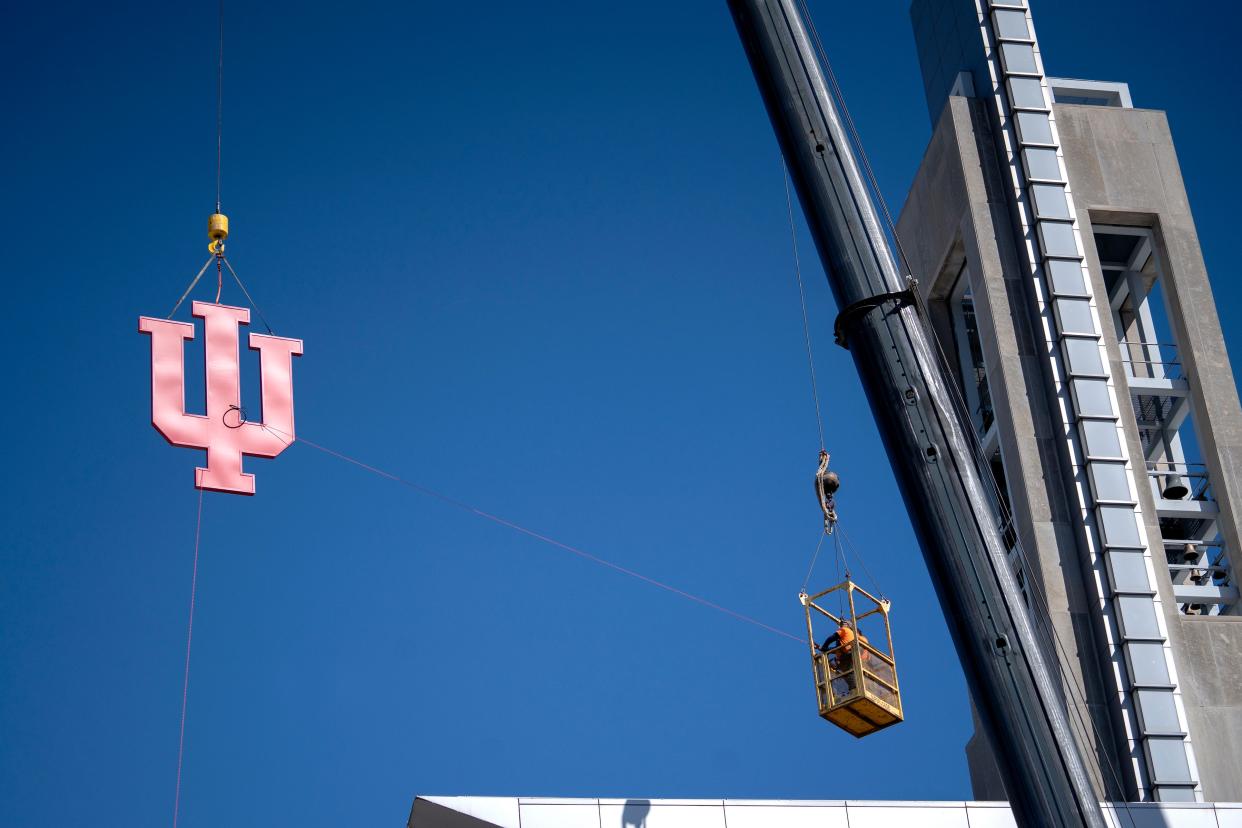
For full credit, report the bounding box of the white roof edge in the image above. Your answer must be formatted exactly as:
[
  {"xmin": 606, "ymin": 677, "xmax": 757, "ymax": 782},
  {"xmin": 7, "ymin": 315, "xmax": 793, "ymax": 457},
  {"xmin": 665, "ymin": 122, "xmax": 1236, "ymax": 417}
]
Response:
[
  {"xmin": 416, "ymin": 795, "xmax": 1242, "ymax": 808},
  {"xmin": 1046, "ymin": 77, "xmax": 1134, "ymax": 108}
]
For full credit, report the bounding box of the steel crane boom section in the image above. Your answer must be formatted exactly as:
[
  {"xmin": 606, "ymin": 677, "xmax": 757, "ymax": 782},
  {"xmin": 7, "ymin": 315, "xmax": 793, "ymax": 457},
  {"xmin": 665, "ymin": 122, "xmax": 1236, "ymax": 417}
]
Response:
[{"xmin": 725, "ymin": 2, "xmax": 1108, "ymax": 826}]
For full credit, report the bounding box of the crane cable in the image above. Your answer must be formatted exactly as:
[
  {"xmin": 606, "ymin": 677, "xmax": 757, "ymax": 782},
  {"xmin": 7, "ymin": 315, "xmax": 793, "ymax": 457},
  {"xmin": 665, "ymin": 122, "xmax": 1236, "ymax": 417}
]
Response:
[
  {"xmin": 797, "ymin": 5, "xmax": 1140, "ymax": 816},
  {"xmin": 782, "ymin": 161, "xmax": 841, "ymax": 599},
  {"xmin": 782, "ymin": 163, "xmax": 825, "ymax": 452},
  {"xmin": 215, "ymin": 0, "xmax": 223, "ymax": 216},
  {"xmin": 783, "ymin": 143, "xmax": 885, "ymax": 601},
  {"xmin": 171, "ymin": 5, "xmax": 226, "ymax": 826},
  {"xmin": 211, "ymin": 0, "xmax": 225, "ymax": 305}
]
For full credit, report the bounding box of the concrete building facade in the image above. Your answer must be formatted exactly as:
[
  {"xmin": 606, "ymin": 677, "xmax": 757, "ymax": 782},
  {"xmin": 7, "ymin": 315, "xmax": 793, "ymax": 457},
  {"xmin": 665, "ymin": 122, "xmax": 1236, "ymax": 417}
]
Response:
[{"xmin": 901, "ymin": 0, "xmax": 1242, "ymax": 805}]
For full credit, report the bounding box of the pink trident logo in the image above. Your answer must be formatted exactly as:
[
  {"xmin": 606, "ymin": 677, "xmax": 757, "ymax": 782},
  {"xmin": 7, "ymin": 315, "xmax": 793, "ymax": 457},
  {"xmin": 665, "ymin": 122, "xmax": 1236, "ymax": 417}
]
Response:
[{"xmin": 139, "ymin": 301, "xmax": 303, "ymax": 495}]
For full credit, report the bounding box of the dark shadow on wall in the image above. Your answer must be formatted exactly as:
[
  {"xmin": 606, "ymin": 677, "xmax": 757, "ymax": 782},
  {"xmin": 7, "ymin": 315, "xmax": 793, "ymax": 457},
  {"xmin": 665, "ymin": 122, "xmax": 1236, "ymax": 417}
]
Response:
[{"xmin": 621, "ymin": 799, "xmax": 651, "ymax": 828}]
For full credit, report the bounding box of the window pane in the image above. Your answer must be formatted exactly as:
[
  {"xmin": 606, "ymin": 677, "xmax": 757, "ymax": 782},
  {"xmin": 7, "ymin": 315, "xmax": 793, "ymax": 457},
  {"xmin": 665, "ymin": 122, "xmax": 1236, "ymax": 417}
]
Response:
[
  {"xmin": 994, "ymin": 9, "xmax": 1031, "ymax": 40},
  {"xmin": 1081, "ymin": 419, "xmax": 1122, "ymax": 458},
  {"xmin": 1126, "ymin": 641, "xmax": 1171, "ymax": 685},
  {"xmin": 1107, "ymin": 550, "xmax": 1150, "ymax": 593},
  {"xmin": 1008, "ymin": 77, "xmax": 1046, "ymax": 109},
  {"xmin": 1016, "ymin": 111, "xmax": 1054, "ymax": 144},
  {"xmin": 1055, "ymin": 297, "xmax": 1096, "ymax": 334},
  {"xmin": 1146, "ymin": 737, "xmax": 1193, "ymax": 783},
  {"xmin": 1073, "ymin": 378, "xmax": 1113, "ymax": 416},
  {"xmin": 1099, "ymin": 504, "xmax": 1142, "ymax": 547},
  {"xmin": 1117, "ymin": 595, "xmax": 1161, "ymax": 639},
  {"xmin": 1064, "ymin": 336, "xmax": 1104, "ymax": 375},
  {"xmin": 1032, "ymin": 183, "xmax": 1072, "ymax": 219},
  {"xmin": 1136, "ymin": 689, "xmax": 1181, "ymax": 734},
  {"xmin": 1000, "ymin": 42, "xmax": 1038, "ymax": 74},
  {"xmin": 1046, "ymin": 258, "xmax": 1086, "ymax": 294},
  {"xmin": 1039, "ymin": 221, "xmax": 1079, "ymax": 257},
  {"xmin": 1089, "ymin": 462, "xmax": 1132, "ymax": 502},
  {"xmin": 1023, "ymin": 147, "xmax": 1062, "ymax": 180}
]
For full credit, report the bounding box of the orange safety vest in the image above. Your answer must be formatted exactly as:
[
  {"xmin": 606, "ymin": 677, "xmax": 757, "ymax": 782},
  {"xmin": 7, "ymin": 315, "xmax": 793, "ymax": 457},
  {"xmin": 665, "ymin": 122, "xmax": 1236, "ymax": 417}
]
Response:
[
  {"xmin": 837, "ymin": 625, "xmax": 855, "ymax": 651},
  {"xmin": 835, "ymin": 626, "xmax": 870, "ymax": 662}
]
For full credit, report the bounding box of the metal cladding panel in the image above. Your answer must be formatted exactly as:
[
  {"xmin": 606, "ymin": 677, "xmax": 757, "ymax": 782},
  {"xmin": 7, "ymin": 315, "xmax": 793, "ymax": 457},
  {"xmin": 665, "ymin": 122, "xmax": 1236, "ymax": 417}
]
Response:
[
  {"xmin": 408, "ymin": 799, "xmax": 1242, "ymax": 828},
  {"xmin": 1217, "ymin": 805, "xmax": 1242, "ymax": 828},
  {"xmin": 965, "ymin": 804, "xmax": 1021, "ymax": 828},
  {"xmin": 845, "ymin": 803, "xmax": 970, "ymax": 828},
  {"xmin": 513, "ymin": 804, "xmax": 601, "ymax": 828},
  {"xmin": 597, "ymin": 803, "xmax": 726, "ymax": 828},
  {"xmin": 723, "ymin": 804, "xmax": 848, "ymax": 828}
]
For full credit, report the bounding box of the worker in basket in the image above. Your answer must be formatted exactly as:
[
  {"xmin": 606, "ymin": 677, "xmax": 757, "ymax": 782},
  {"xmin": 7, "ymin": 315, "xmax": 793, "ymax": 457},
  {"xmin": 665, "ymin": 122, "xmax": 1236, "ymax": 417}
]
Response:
[{"xmin": 817, "ymin": 619, "xmax": 869, "ymax": 698}]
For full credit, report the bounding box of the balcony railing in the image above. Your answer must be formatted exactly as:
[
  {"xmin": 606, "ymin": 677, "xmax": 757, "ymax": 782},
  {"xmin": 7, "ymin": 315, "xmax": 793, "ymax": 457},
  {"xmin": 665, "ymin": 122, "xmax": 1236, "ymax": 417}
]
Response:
[
  {"xmin": 1120, "ymin": 340, "xmax": 1183, "ymax": 381},
  {"xmin": 1162, "ymin": 538, "xmax": 1237, "ymax": 615}
]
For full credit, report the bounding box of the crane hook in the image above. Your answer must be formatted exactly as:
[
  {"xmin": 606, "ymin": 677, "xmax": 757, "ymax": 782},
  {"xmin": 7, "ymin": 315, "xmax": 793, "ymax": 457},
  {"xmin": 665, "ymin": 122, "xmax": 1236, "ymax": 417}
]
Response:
[{"xmin": 815, "ymin": 449, "xmax": 840, "ymax": 534}]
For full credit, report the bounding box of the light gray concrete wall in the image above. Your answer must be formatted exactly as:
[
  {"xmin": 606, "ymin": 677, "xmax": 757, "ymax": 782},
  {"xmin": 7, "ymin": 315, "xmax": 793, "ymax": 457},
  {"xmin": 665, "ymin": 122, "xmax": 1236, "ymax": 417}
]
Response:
[
  {"xmin": 897, "ymin": 95, "xmax": 1128, "ymax": 801},
  {"xmin": 1057, "ymin": 102, "xmax": 1242, "ymax": 801}
]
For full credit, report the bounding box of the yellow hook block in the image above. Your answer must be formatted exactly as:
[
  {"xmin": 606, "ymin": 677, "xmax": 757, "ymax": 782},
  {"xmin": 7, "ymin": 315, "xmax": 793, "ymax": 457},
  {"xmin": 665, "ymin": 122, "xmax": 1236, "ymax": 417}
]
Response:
[{"xmin": 208, "ymin": 212, "xmax": 229, "ymax": 254}]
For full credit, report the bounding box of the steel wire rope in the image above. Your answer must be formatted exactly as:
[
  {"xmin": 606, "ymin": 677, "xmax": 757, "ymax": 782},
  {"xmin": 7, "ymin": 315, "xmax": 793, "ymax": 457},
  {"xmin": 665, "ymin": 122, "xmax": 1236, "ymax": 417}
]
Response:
[
  {"xmin": 763, "ymin": 0, "xmax": 889, "ymax": 302},
  {"xmin": 796, "ymin": 0, "xmax": 914, "ymax": 278},
  {"xmin": 883, "ymin": 240, "xmax": 1137, "ymax": 816},
  {"xmin": 255, "ymin": 424, "xmax": 803, "ymax": 644},
  {"xmin": 795, "ymin": 4, "xmax": 1140, "ymax": 813},
  {"xmin": 891, "ymin": 261, "xmax": 1130, "ymax": 817},
  {"xmin": 875, "ymin": 324, "xmax": 1068, "ymax": 823},
  {"xmin": 782, "ymin": 162, "xmax": 826, "ymax": 452},
  {"xmin": 800, "ymin": 532, "xmax": 826, "ymax": 595},
  {"xmin": 172, "ymin": 487, "xmax": 204, "ymax": 828},
  {"xmin": 832, "ymin": 529, "xmax": 847, "ymax": 616},
  {"xmin": 790, "ymin": 24, "xmax": 1098, "ymax": 798},
  {"xmin": 221, "ymin": 256, "xmax": 275, "ymax": 334},
  {"xmin": 838, "ymin": 523, "xmax": 883, "ymax": 597},
  {"xmin": 215, "ymin": 0, "xmax": 224, "ymax": 214},
  {"xmin": 769, "ymin": 12, "xmax": 891, "ymax": 607},
  {"xmin": 907, "ymin": 278, "xmax": 1141, "ymax": 820},
  {"xmin": 914, "ymin": 291, "xmax": 1142, "ymax": 814},
  {"xmin": 767, "ymin": 1, "xmax": 1132, "ymax": 813},
  {"xmin": 168, "ymin": 256, "xmax": 217, "ymax": 319},
  {"xmin": 798, "ymin": 1, "xmax": 1090, "ymax": 702}
]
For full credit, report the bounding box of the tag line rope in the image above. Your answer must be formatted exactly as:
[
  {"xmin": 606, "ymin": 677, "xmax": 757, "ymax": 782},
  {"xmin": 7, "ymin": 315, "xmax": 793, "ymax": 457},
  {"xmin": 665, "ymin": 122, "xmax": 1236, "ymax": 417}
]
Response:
[
  {"xmin": 172, "ymin": 487, "xmax": 204, "ymax": 828},
  {"xmin": 263, "ymin": 427, "xmax": 802, "ymax": 644}
]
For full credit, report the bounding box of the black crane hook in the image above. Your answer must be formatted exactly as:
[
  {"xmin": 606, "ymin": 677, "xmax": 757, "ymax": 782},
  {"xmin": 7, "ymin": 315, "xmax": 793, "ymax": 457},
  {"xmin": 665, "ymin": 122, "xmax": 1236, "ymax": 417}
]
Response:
[{"xmin": 815, "ymin": 449, "xmax": 840, "ymax": 534}]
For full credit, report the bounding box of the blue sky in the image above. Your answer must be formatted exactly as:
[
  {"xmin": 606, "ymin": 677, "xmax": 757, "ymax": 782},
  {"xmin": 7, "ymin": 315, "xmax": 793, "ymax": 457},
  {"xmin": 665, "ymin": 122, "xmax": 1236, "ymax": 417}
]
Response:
[{"xmin": 3, "ymin": 2, "xmax": 1240, "ymax": 826}]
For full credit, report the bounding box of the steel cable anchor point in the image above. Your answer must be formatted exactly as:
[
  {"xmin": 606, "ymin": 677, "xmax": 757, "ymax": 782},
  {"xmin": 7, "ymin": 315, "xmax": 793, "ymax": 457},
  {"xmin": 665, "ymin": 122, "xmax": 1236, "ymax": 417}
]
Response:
[{"xmin": 223, "ymin": 404, "xmax": 247, "ymax": 429}]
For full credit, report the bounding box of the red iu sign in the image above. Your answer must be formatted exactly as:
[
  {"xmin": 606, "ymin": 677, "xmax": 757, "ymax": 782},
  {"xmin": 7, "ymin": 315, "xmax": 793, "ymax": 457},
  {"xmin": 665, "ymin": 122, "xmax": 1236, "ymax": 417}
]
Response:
[{"xmin": 139, "ymin": 301, "xmax": 303, "ymax": 495}]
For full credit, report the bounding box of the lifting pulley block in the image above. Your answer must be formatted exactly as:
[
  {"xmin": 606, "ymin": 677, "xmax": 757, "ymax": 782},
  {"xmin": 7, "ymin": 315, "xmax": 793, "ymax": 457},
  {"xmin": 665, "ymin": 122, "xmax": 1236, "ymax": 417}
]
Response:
[
  {"xmin": 208, "ymin": 212, "xmax": 229, "ymax": 255},
  {"xmin": 832, "ymin": 279, "xmax": 918, "ymax": 349},
  {"xmin": 816, "ymin": 449, "xmax": 840, "ymax": 534}
]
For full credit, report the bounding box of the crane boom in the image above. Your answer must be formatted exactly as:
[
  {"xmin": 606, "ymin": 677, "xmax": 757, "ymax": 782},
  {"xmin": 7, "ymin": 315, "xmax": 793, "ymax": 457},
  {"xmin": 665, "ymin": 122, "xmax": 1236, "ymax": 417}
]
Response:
[{"xmin": 726, "ymin": 2, "xmax": 1108, "ymax": 826}]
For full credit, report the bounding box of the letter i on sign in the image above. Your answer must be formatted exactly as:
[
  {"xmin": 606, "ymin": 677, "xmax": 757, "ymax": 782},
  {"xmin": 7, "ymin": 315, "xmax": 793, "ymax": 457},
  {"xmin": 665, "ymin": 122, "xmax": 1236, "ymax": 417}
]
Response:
[{"xmin": 139, "ymin": 301, "xmax": 303, "ymax": 495}]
